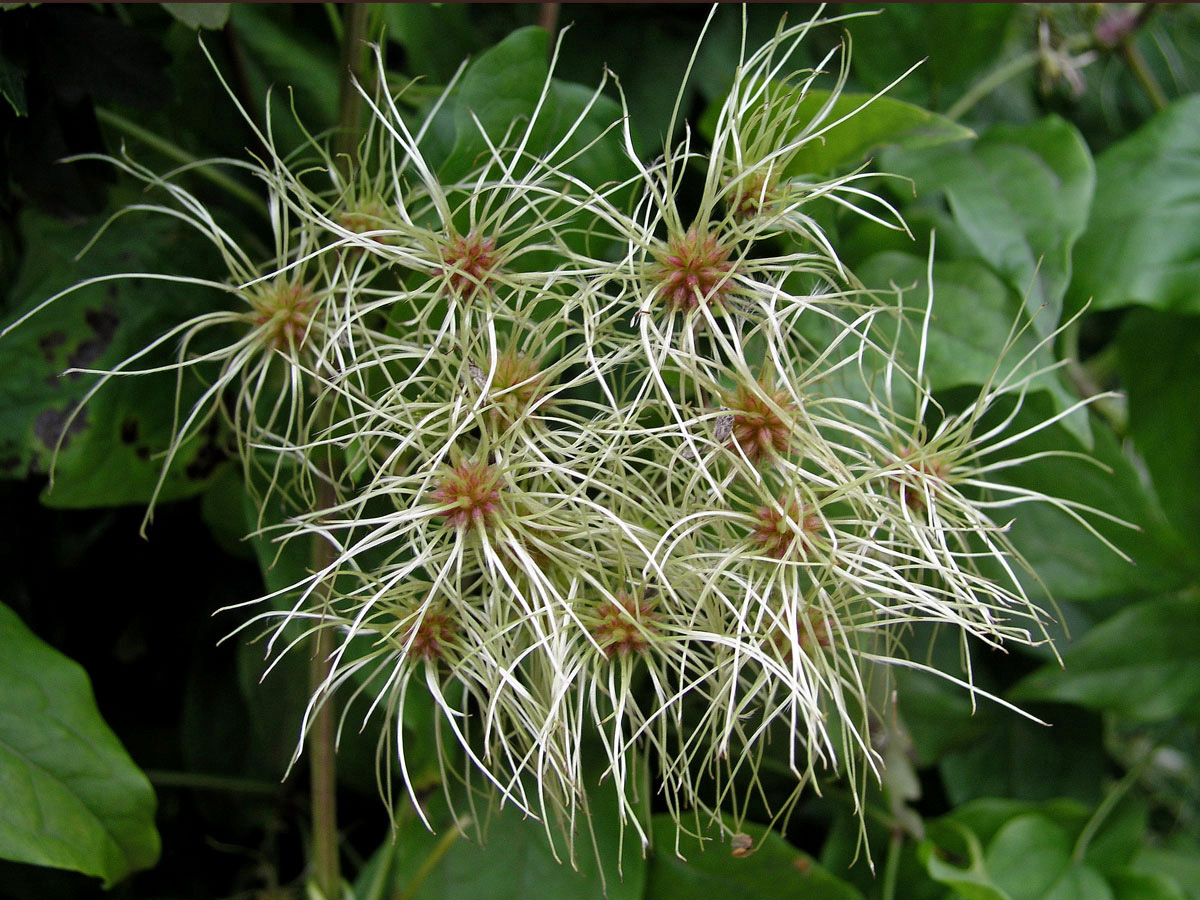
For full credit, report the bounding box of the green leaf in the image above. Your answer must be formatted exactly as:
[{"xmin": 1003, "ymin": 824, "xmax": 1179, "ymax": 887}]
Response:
[
  {"xmin": 1011, "ymin": 594, "xmax": 1200, "ymax": 722},
  {"xmin": 1131, "ymin": 842, "xmax": 1200, "ymax": 900},
  {"xmin": 382, "ymin": 3, "xmax": 481, "ymax": 83},
  {"xmin": 990, "ymin": 398, "xmax": 1194, "ymax": 603},
  {"xmin": 440, "ymin": 27, "xmax": 629, "ymax": 190},
  {"xmin": 937, "ymin": 798, "xmax": 1090, "ymax": 851},
  {"xmin": 0, "ymin": 53, "xmax": 26, "ymax": 117},
  {"xmin": 1118, "ymin": 310, "xmax": 1200, "ymax": 547},
  {"xmin": 856, "ymin": 252, "xmax": 1073, "ymax": 400},
  {"xmin": 1109, "ymin": 872, "xmax": 1188, "ymax": 900},
  {"xmin": 893, "ymin": 665, "xmax": 984, "ymax": 767},
  {"xmin": 161, "ymin": 2, "xmax": 229, "ymax": 30},
  {"xmin": 918, "ymin": 822, "xmax": 1013, "ymax": 900},
  {"xmin": 435, "ymin": 27, "xmax": 632, "ymax": 261},
  {"xmin": 880, "ymin": 116, "xmax": 1095, "ymax": 329},
  {"xmin": 986, "ymin": 815, "xmax": 1112, "ymax": 900},
  {"xmin": 698, "ymin": 87, "xmax": 973, "ymax": 177},
  {"xmin": 0, "ymin": 602, "xmax": 159, "ymax": 885},
  {"xmin": 440, "ymin": 27, "xmax": 552, "ymax": 181},
  {"xmin": 0, "ymin": 209, "xmax": 226, "ymax": 507},
  {"xmin": 938, "ymin": 704, "xmax": 1106, "ymax": 807},
  {"xmin": 227, "ymin": 5, "xmax": 339, "ymax": 133},
  {"xmin": 645, "ymin": 815, "xmax": 864, "ymax": 900},
  {"xmin": 781, "ymin": 91, "xmax": 974, "ymax": 177},
  {"xmin": 367, "ymin": 774, "xmax": 647, "ymax": 900},
  {"xmin": 843, "ymin": 4, "xmax": 1018, "ymax": 111},
  {"xmin": 1069, "ymin": 95, "xmax": 1200, "ymax": 314}
]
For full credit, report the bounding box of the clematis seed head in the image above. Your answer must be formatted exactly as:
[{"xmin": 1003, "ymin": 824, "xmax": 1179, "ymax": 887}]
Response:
[
  {"xmin": 430, "ymin": 457, "xmax": 504, "ymax": 532},
  {"xmin": 650, "ymin": 227, "xmax": 736, "ymax": 313},
  {"xmin": 590, "ymin": 590, "xmax": 660, "ymax": 658}
]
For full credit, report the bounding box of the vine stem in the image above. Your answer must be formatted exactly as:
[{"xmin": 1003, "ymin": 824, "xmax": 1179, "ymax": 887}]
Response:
[
  {"xmin": 308, "ymin": 489, "xmax": 341, "ymax": 900},
  {"xmin": 93, "ymin": 106, "xmax": 267, "ymax": 217},
  {"xmin": 1119, "ymin": 40, "xmax": 1168, "ymax": 111},
  {"xmin": 308, "ymin": 7, "xmax": 371, "ymax": 899}
]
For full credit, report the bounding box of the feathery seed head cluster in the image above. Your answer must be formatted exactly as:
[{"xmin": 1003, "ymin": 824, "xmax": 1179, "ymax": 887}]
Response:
[{"xmin": 8, "ymin": 7, "xmax": 1134, "ymax": 866}]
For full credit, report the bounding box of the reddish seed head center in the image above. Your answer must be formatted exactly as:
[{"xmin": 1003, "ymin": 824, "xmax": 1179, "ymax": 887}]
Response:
[
  {"xmin": 592, "ymin": 591, "xmax": 660, "ymax": 657},
  {"xmin": 441, "ymin": 231, "xmax": 499, "ymax": 299},
  {"xmin": 750, "ymin": 497, "xmax": 822, "ymax": 560},
  {"xmin": 727, "ymin": 171, "xmax": 778, "ymax": 221},
  {"xmin": 431, "ymin": 458, "xmax": 503, "ymax": 532},
  {"xmin": 403, "ymin": 609, "xmax": 457, "ymax": 661},
  {"xmin": 770, "ymin": 611, "xmax": 832, "ymax": 662},
  {"xmin": 472, "ymin": 353, "xmax": 548, "ymax": 426},
  {"xmin": 894, "ymin": 446, "xmax": 951, "ymax": 512},
  {"xmin": 249, "ymin": 281, "xmax": 316, "ymax": 350},
  {"xmin": 651, "ymin": 227, "xmax": 735, "ymax": 313},
  {"xmin": 724, "ymin": 380, "xmax": 795, "ymax": 466}
]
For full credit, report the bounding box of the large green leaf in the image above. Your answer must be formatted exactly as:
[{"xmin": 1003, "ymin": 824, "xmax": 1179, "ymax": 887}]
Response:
[
  {"xmin": 357, "ymin": 774, "xmax": 647, "ymax": 900},
  {"xmin": 1068, "ymin": 95, "xmax": 1200, "ymax": 314},
  {"xmin": 856, "ymin": 252, "xmax": 1072, "ymax": 400},
  {"xmin": 880, "ymin": 116, "xmax": 1095, "ymax": 330},
  {"xmin": 781, "ymin": 91, "xmax": 974, "ymax": 177},
  {"xmin": 986, "ymin": 814, "xmax": 1112, "ymax": 900},
  {"xmin": 644, "ymin": 815, "xmax": 864, "ymax": 900},
  {"xmin": 923, "ymin": 802, "xmax": 1162, "ymax": 900},
  {"xmin": 698, "ymin": 88, "xmax": 973, "ymax": 177},
  {"xmin": 1118, "ymin": 310, "xmax": 1200, "ymax": 547},
  {"xmin": 1109, "ymin": 872, "xmax": 1189, "ymax": 900},
  {"xmin": 842, "ymin": 4, "xmax": 1018, "ymax": 111},
  {"xmin": 918, "ymin": 821, "xmax": 1012, "ymax": 900},
  {"xmin": 0, "ymin": 209, "xmax": 226, "ymax": 507},
  {"xmin": 161, "ymin": 3, "xmax": 229, "ymax": 30},
  {"xmin": 227, "ymin": 5, "xmax": 339, "ymax": 148},
  {"xmin": 0, "ymin": 602, "xmax": 159, "ymax": 885},
  {"xmin": 987, "ymin": 397, "xmax": 1195, "ymax": 603},
  {"xmin": 1012, "ymin": 594, "xmax": 1200, "ymax": 722},
  {"xmin": 1131, "ymin": 841, "xmax": 1200, "ymax": 900},
  {"xmin": 382, "ymin": 3, "xmax": 482, "ymax": 83},
  {"xmin": 439, "ymin": 27, "xmax": 629, "ymax": 189},
  {"xmin": 939, "ymin": 705, "xmax": 1106, "ymax": 807}
]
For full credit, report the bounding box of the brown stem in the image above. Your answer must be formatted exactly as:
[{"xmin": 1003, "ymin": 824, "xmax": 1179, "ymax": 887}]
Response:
[
  {"xmin": 335, "ymin": 2, "xmax": 371, "ymax": 175},
  {"xmin": 538, "ymin": 3, "xmax": 561, "ymax": 49},
  {"xmin": 306, "ymin": 10, "xmax": 373, "ymax": 895},
  {"xmin": 308, "ymin": 477, "xmax": 341, "ymax": 900}
]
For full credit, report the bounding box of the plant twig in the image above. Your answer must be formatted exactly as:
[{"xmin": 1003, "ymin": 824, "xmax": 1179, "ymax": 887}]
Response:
[
  {"xmin": 538, "ymin": 2, "xmax": 561, "ymax": 48},
  {"xmin": 308, "ymin": 525, "xmax": 341, "ymax": 900},
  {"xmin": 145, "ymin": 770, "xmax": 282, "ymax": 796},
  {"xmin": 93, "ymin": 107, "xmax": 268, "ymax": 217},
  {"xmin": 396, "ymin": 820, "xmax": 469, "ymax": 900},
  {"xmin": 1119, "ymin": 40, "xmax": 1168, "ymax": 111},
  {"xmin": 335, "ymin": 2, "xmax": 371, "ymax": 173},
  {"xmin": 307, "ymin": 9, "xmax": 372, "ymax": 897}
]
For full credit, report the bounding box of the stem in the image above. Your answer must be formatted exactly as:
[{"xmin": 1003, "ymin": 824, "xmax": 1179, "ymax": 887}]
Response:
[
  {"xmin": 945, "ymin": 50, "xmax": 1039, "ymax": 122},
  {"xmin": 307, "ymin": 10, "xmax": 372, "ymax": 896},
  {"xmin": 945, "ymin": 33, "xmax": 1093, "ymax": 122},
  {"xmin": 335, "ymin": 2, "xmax": 371, "ymax": 175},
  {"xmin": 881, "ymin": 830, "xmax": 903, "ymax": 900},
  {"xmin": 145, "ymin": 770, "xmax": 282, "ymax": 796},
  {"xmin": 1062, "ymin": 321, "xmax": 1128, "ymax": 436},
  {"xmin": 308, "ymin": 485, "xmax": 341, "ymax": 900},
  {"xmin": 1119, "ymin": 40, "xmax": 1168, "ymax": 111},
  {"xmin": 538, "ymin": 3, "xmax": 561, "ymax": 48},
  {"xmin": 396, "ymin": 820, "xmax": 469, "ymax": 900},
  {"xmin": 1072, "ymin": 745, "xmax": 1158, "ymax": 862},
  {"xmin": 93, "ymin": 107, "xmax": 268, "ymax": 217}
]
